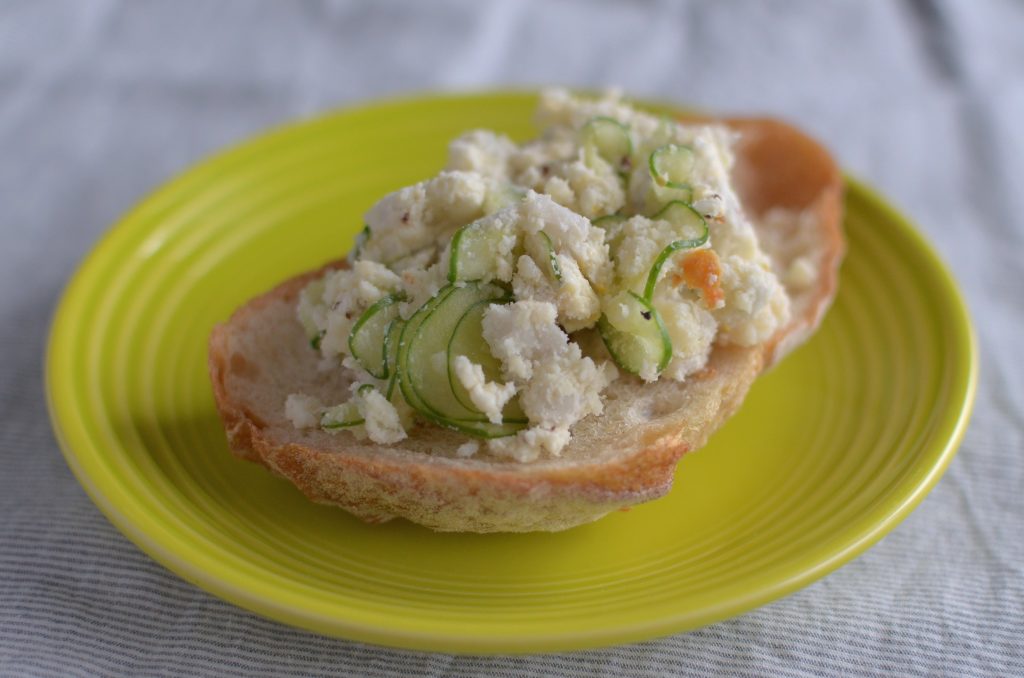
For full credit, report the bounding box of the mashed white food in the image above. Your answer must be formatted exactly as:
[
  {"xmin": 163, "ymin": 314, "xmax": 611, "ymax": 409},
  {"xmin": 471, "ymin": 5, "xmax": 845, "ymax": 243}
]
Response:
[{"xmin": 287, "ymin": 88, "xmax": 790, "ymax": 460}]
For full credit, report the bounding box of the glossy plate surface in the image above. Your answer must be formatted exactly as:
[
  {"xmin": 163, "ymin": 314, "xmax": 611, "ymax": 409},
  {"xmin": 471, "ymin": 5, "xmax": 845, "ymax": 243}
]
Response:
[{"xmin": 46, "ymin": 92, "xmax": 976, "ymax": 653}]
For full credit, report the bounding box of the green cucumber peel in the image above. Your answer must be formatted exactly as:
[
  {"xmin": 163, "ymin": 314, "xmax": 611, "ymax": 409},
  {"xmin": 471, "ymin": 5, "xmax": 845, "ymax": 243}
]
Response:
[
  {"xmin": 538, "ymin": 231, "xmax": 561, "ymax": 282},
  {"xmin": 642, "ymin": 202, "xmax": 709, "ymax": 300},
  {"xmin": 384, "ymin": 318, "xmax": 404, "ymax": 400},
  {"xmin": 397, "ymin": 282, "xmax": 526, "ymax": 438},
  {"xmin": 448, "ymin": 218, "xmax": 515, "ymax": 283},
  {"xmin": 321, "ymin": 401, "xmax": 363, "ymax": 430},
  {"xmin": 347, "ymin": 292, "xmax": 407, "ymax": 379},
  {"xmin": 446, "ymin": 298, "xmax": 526, "ymax": 422},
  {"xmin": 581, "ymin": 116, "xmax": 633, "ymax": 171},
  {"xmin": 649, "ymin": 144, "xmax": 695, "ymax": 190},
  {"xmin": 597, "ymin": 291, "xmax": 673, "ymax": 378}
]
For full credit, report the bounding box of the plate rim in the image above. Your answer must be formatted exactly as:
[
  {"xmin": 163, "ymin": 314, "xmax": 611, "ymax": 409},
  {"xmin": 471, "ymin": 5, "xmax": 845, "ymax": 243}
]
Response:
[{"xmin": 44, "ymin": 91, "xmax": 979, "ymax": 653}]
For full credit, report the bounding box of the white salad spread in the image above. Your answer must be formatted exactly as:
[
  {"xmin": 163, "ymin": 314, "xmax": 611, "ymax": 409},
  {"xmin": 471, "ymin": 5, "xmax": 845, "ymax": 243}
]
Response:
[{"xmin": 285, "ymin": 88, "xmax": 791, "ymax": 462}]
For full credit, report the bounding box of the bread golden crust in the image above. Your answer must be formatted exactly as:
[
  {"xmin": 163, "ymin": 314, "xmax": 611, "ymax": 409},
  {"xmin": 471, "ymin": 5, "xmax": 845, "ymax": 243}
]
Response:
[
  {"xmin": 207, "ymin": 117, "xmax": 843, "ymax": 532},
  {"xmin": 726, "ymin": 118, "xmax": 845, "ymax": 366}
]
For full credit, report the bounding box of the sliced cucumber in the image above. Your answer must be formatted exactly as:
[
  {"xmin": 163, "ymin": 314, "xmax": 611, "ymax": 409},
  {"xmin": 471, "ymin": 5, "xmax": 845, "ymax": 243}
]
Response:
[
  {"xmin": 649, "ymin": 180, "xmax": 693, "ymax": 206},
  {"xmin": 649, "ymin": 144, "xmax": 695, "ymax": 190},
  {"xmin": 598, "ymin": 291, "xmax": 672, "ymax": 379},
  {"xmin": 398, "ymin": 283, "xmax": 524, "ymax": 438},
  {"xmin": 642, "ymin": 201, "xmax": 709, "ymax": 300},
  {"xmin": 395, "ymin": 286, "xmax": 454, "ymax": 419},
  {"xmin": 539, "ymin": 232, "xmax": 561, "ymax": 282},
  {"xmin": 447, "ymin": 299, "xmax": 527, "ymax": 421},
  {"xmin": 321, "ymin": 401, "xmax": 362, "ymax": 429},
  {"xmin": 524, "ymin": 231, "xmax": 561, "ymax": 283},
  {"xmin": 321, "ymin": 384, "xmax": 377, "ymax": 430},
  {"xmin": 384, "ymin": 318, "xmax": 404, "ymax": 400},
  {"xmin": 407, "ymin": 282, "xmax": 507, "ymax": 422},
  {"xmin": 348, "ymin": 292, "xmax": 406, "ymax": 379},
  {"xmin": 581, "ymin": 116, "xmax": 632, "ymax": 171},
  {"xmin": 448, "ymin": 218, "xmax": 516, "ymax": 283}
]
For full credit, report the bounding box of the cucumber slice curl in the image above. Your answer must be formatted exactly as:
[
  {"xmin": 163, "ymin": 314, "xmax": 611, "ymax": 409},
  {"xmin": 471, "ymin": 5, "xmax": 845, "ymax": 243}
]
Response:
[
  {"xmin": 448, "ymin": 218, "xmax": 517, "ymax": 283},
  {"xmin": 649, "ymin": 144, "xmax": 695, "ymax": 190},
  {"xmin": 642, "ymin": 202, "xmax": 709, "ymax": 301},
  {"xmin": 447, "ymin": 299, "xmax": 527, "ymax": 421},
  {"xmin": 348, "ymin": 292, "xmax": 406, "ymax": 379},
  {"xmin": 598, "ymin": 291, "xmax": 672, "ymax": 380},
  {"xmin": 581, "ymin": 116, "xmax": 633, "ymax": 172},
  {"xmin": 398, "ymin": 282, "xmax": 526, "ymax": 438}
]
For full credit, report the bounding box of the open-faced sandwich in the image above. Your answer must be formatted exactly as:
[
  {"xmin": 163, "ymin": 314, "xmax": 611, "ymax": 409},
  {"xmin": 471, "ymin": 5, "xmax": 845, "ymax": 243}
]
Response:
[{"xmin": 208, "ymin": 89, "xmax": 844, "ymax": 532}]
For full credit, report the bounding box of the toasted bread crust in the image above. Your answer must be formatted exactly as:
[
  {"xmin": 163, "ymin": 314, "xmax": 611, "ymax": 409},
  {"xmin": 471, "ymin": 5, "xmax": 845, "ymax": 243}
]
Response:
[
  {"xmin": 207, "ymin": 117, "xmax": 843, "ymax": 532},
  {"xmin": 727, "ymin": 118, "xmax": 845, "ymax": 365}
]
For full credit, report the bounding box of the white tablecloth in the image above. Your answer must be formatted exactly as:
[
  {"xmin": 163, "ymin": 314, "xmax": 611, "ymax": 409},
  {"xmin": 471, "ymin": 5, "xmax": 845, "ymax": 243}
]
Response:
[{"xmin": 2, "ymin": 1, "xmax": 1021, "ymax": 675}]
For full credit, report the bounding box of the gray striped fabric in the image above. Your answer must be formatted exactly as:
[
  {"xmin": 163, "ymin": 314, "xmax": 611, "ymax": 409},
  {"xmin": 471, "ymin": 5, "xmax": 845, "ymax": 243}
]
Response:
[{"xmin": 2, "ymin": 1, "xmax": 1022, "ymax": 675}]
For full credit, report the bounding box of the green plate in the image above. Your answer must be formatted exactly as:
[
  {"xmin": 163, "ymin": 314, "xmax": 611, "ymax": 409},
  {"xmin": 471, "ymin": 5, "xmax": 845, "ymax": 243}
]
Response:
[{"xmin": 46, "ymin": 92, "xmax": 977, "ymax": 653}]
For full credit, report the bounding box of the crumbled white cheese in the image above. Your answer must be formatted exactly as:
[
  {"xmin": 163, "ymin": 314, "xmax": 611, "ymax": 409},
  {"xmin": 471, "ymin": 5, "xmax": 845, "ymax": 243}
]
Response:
[
  {"xmin": 553, "ymin": 255, "xmax": 602, "ymax": 330},
  {"xmin": 487, "ymin": 427, "xmax": 572, "ymax": 463},
  {"xmin": 481, "ymin": 300, "xmax": 616, "ymax": 456},
  {"xmin": 357, "ymin": 388, "xmax": 408, "ymax": 445},
  {"xmin": 486, "ymin": 434, "xmax": 541, "ymax": 463},
  {"xmin": 287, "ymin": 87, "xmax": 797, "ymax": 460},
  {"xmin": 691, "ymin": 187, "xmax": 726, "ymax": 221},
  {"xmin": 285, "ymin": 394, "xmax": 322, "ymax": 429},
  {"xmin": 349, "ymin": 260, "xmax": 403, "ymax": 306},
  {"xmin": 653, "ymin": 292, "xmax": 717, "ymax": 380},
  {"xmin": 512, "ymin": 254, "xmax": 558, "ymax": 307},
  {"xmin": 534, "ymin": 87, "xmax": 661, "ymax": 140},
  {"xmin": 387, "ymin": 246, "xmax": 436, "ymax": 274},
  {"xmin": 714, "ymin": 255, "xmax": 791, "ymax": 346},
  {"xmin": 487, "ymin": 211, "xmax": 522, "ymax": 283},
  {"xmin": 304, "ymin": 261, "xmax": 402, "ymax": 361},
  {"xmin": 508, "ymin": 137, "xmax": 576, "ymax": 188},
  {"xmin": 533, "ymin": 152, "xmax": 627, "ymax": 219},
  {"xmin": 452, "ymin": 355, "xmax": 517, "ymax": 425},
  {"xmin": 512, "ymin": 253, "xmax": 601, "ymax": 333},
  {"xmin": 517, "ymin": 353, "xmax": 616, "ymax": 431},
  {"xmin": 519, "ymin": 192, "xmax": 611, "ymax": 289},
  {"xmin": 361, "ymin": 171, "xmax": 487, "ymax": 264},
  {"xmin": 542, "ymin": 175, "xmax": 575, "ymax": 209},
  {"xmin": 456, "ymin": 441, "xmax": 480, "ymax": 458},
  {"xmin": 424, "ymin": 172, "xmax": 490, "ymax": 227},
  {"xmin": 398, "ymin": 261, "xmax": 448, "ymax": 320},
  {"xmin": 447, "ymin": 130, "xmax": 517, "ymax": 181},
  {"xmin": 481, "ymin": 301, "xmax": 569, "ymax": 382},
  {"xmin": 613, "ymin": 214, "xmax": 692, "ymax": 284}
]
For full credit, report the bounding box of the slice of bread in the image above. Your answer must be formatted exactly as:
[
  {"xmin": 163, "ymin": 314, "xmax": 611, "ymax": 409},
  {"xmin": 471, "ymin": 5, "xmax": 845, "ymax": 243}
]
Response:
[{"xmin": 208, "ymin": 117, "xmax": 843, "ymax": 533}]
